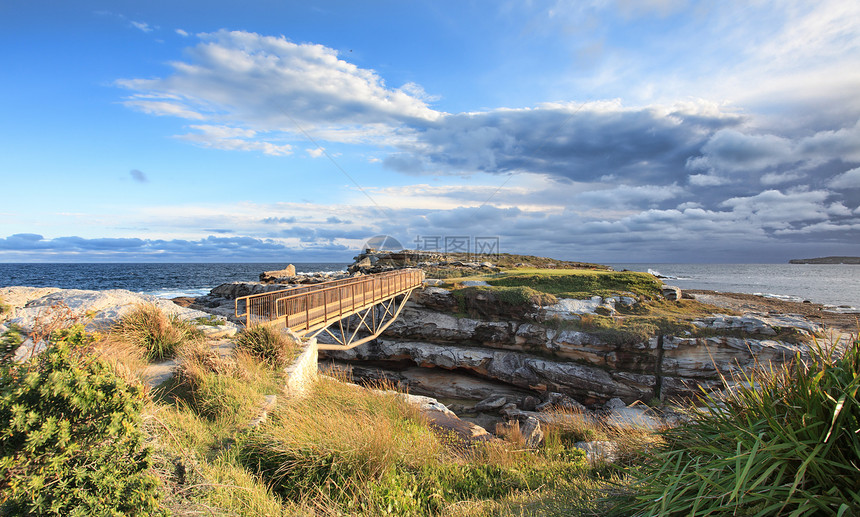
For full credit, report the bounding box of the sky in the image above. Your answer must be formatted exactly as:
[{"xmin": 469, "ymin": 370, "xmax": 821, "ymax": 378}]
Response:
[{"xmin": 1, "ymin": 0, "xmax": 859, "ymax": 263}]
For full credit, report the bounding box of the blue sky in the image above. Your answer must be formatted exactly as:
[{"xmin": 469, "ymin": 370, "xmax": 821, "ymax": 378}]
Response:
[{"xmin": 2, "ymin": 0, "xmax": 859, "ymax": 263}]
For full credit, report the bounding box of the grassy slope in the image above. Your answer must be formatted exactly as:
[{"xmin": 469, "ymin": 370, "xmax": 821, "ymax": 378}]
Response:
[{"xmin": 147, "ymin": 354, "xmax": 621, "ymax": 516}]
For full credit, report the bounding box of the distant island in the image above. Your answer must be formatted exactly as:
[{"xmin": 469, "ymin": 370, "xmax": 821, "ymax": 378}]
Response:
[{"xmin": 789, "ymin": 256, "xmax": 860, "ymax": 264}]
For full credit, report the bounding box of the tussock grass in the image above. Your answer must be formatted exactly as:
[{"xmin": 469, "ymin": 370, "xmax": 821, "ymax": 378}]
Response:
[
  {"xmin": 0, "ymin": 296, "xmax": 9, "ymax": 317},
  {"xmin": 112, "ymin": 303, "xmax": 202, "ymax": 361},
  {"xmin": 618, "ymin": 336, "xmax": 860, "ymax": 516},
  {"xmin": 174, "ymin": 342, "xmax": 282, "ymax": 421},
  {"xmin": 235, "ymin": 375, "xmax": 605, "ymax": 515},
  {"xmin": 235, "ymin": 324, "xmax": 300, "ymax": 368}
]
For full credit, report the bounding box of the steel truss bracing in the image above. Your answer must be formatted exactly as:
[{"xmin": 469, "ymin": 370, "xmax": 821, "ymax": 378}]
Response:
[{"xmin": 312, "ymin": 291, "xmax": 413, "ymax": 351}]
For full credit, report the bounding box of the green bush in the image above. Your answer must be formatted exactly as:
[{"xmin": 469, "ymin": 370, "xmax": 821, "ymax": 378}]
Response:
[
  {"xmin": 234, "ymin": 324, "xmax": 299, "ymax": 368},
  {"xmin": 113, "ymin": 303, "xmax": 202, "ymax": 361},
  {"xmin": 619, "ymin": 337, "xmax": 860, "ymax": 516},
  {"xmin": 0, "ymin": 325, "xmax": 163, "ymax": 515},
  {"xmin": 1, "ymin": 325, "xmax": 24, "ymax": 362}
]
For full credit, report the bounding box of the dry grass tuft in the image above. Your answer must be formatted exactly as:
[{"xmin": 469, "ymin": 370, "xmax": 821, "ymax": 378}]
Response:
[
  {"xmin": 234, "ymin": 324, "xmax": 300, "ymax": 368},
  {"xmin": 112, "ymin": 303, "xmax": 202, "ymax": 361}
]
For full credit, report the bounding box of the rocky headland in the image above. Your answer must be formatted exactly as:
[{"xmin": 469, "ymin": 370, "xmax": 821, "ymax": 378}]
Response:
[
  {"xmin": 2, "ymin": 252, "xmax": 853, "ymax": 440},
  {"xmin": 136, "ymin": 251, "xmax": 854, "ymax": 435}
]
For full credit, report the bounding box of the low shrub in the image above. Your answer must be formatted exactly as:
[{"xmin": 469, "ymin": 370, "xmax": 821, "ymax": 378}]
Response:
[
  {"xmin": 234, "ymin": 324, "xmax": 299, "ymax": 368},
  {"xmin": 619, "ymin": 336, "xmax": 860, "ymax": 516},
  {"xmin": 1, "ymin": 324, "xmax": 24, "ymax": 362},
  {"xmin": 113, "ymin": 303, "xmax": 202, "ymax": 360},
  {"xmin": 0, "ymin": 325, "xmax": 163, "ymax": 515}
]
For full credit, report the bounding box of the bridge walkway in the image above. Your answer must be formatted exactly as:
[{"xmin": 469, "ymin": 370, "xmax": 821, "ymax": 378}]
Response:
[{"xmin": 235, "ymin": 269, "xmax": 424, "ymax": 350}]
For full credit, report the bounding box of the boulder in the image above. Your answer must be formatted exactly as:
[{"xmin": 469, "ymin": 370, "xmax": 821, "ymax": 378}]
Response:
[
  {"xmin": 474, "ymin": 395, "xmax": 508, "ymax": 412},
  {"xmin": 574, "ymin": 441, "xmax": 618, "ymax": 463},
  {"xmin": 536, "ymin": 392, "xmax": 586, "ymax": 413},
  {"xmin": 520, "ymin": 416, "xmax": 544, "ymax": 447},
  {"xmin": 260, "ymin": 264, "xmax": 296, "ymax": 282},
  {"xmin": 661, "ymin": 286, "xmax": 682, "ymax": 300}
]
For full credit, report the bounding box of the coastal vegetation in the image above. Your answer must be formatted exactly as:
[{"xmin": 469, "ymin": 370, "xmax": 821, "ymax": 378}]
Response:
[
  {"xmin": 111, "ymin": 303, "xmax": 203, "ymax": 360},
  {"xmin": 485, "ymin": 268, "xmax": 663, "ymax": 300},
  {"xmin": 1, "ymin": 267, "xmax": 857, "ymax": 515},
  {"xmin": 620, "ymin": 338, "xmax": 860, "ymax": 516},
  {"xmin": 0, "ymin": 325, "xmax": 163, "ymax": 515},
  {"xmin": 234, "ymin": 323, "xmax": 302, "ymax": 368}
]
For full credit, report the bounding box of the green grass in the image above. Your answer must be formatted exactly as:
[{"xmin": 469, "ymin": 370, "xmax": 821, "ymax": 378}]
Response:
[
  {"xmin": 193, "ymin": 314, "xmax": 226, "ymax": 326},
  {"xmin": 0, "ymin": 296, "xmax": 9, "ymax": 317},
  {"xmin": 236, "ymin": 376, "xmax": 604, "ymax": 516},
  {"xmin": 112, "ymin": 304, "xmax": 203, "ymax": 361},
  {"xmin": 234, "ymin": 324, "xmax": 301, "ymax": 368},
  {"xmin": 486, "ymin": 268, "xmax": 663, "ymax": 299},
  {"xmin": 615, "ymin": 335, "xmax": 860, "ymax": 516}
]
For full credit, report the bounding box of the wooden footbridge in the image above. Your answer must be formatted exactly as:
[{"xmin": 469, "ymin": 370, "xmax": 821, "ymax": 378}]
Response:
[{"xmin": 235, "ymin": 269, "xmax": 424, "ymax": 351}]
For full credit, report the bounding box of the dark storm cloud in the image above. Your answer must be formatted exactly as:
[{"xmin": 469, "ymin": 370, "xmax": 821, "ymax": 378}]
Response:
[{"xmin": 391, "ymin": 103, "xmax": 743, "ymax": 184}]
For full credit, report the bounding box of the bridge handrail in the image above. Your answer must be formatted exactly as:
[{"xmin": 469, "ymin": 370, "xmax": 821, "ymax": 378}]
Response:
[{"xmin": 235, "ymin": 268, "xmax": 424, "ymax": 326}]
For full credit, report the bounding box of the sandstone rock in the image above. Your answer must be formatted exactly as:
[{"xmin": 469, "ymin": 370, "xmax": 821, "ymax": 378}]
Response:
[
  {"xmin": 693, "ymin": 313, "xmax": 821, "ymax": 335},
  {"xmin": 604, "ymin": 404, "xmax": 663, "ymax": 431},
  {"xmin": 5, "ymin": 288, "xmax": 214, "ymax": 334},
  {"xmin": 574, "ymin": 441, "xmax": 618, "ymax": 463},
  {"xmin": 461, "ymin": 280, "xmax": 491, "ymax": 287},
  {"xmin": 399, "ymin": 393, "xmax": 497, "ymax": 443},
  {"xmin": 326, "ymin": 339, "xmax": 654, "ymax": 403},
  {"xmin": 260, "ymin": 264, "xmax": 297, "ymax": 282},
  {"xmin": 474, "ymin": 395, "xmax": 508, "ymax": 412},
  {"xmin": 604, "ymin": 397, "xmax": 627, "ymax": 410},
  {"xmin": 423, "ymin": 279, "xmax": 445, "ymax": 286},
  {"xmin": 520, "ymin": 416, "xmax": 544, "ymax": 447},
  {"xmin": 662, "ymin": 286, "xmax": 682, "ymax": 300},
  {"xmin": 522, "ymin": 395, "xmax": 540, "ymax": 411},
  {"xmin": 209, "ymin": 282, "xmax": 292, "ymax": 300},
  {"xmin": 542, "ymin": 297, "xmax": 604, "ymax": 318},
  {"xmin": 536, "ymin": 392, "xmax": 586, "ymax": 413}
]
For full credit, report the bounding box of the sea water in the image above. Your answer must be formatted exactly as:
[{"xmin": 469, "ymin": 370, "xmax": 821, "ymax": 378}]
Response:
[
  {"xmin": 1, "ymin": 262, "xmax": 858, "ymax": 312},
  {"xmin": 610, "ymin": 263, "xmax": 860, "ymax": 312},
  {"xmin": 0, "ymin": 263, "xmax": 349, "ymax": 298}
]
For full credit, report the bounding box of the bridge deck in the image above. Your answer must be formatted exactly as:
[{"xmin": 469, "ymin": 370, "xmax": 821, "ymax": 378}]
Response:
[{"xmin": 235, "ymin": 269, "xmax": 424, "ymax": 337}]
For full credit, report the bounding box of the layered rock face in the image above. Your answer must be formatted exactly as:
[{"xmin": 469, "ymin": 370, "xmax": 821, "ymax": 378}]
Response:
[{"xmin": 323, "ymin": 287, "xmax": 811, "ymax": 405}]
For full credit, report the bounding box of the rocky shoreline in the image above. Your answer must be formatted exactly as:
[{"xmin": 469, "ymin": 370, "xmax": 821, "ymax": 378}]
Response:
[{"xmin": 2, "ymin": 256, "xmax": 855, "ymax": 442}]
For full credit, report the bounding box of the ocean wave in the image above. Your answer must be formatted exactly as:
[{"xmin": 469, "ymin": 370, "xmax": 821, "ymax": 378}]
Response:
[{"xmin": 143, "ymin": 287, "xmax": 213, "ymax": 299}]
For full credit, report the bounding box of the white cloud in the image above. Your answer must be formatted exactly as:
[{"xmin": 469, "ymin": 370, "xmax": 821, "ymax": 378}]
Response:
[
  {"xmin": 828, "ymin": 167, "xmax": 860, "ymax": 189},
  {"xmin": 306, "ymin": 147, "xmax": 325, "ymax": 158},
  {"xmin": 176, "ymin": 124, "xmax": 292, "ymax": 156},
  {"xmin": 131, "ymin": 21, "xmax": 153, "ymax": 33},
  {"xmin": 175, "ymin": 28, "xmax": 189, "ymax": 37},
  {"xmin": 761, "ymin": 171, "xmax": 806, "ymax": 185},
  {"xmin": 117, "ymin": 30, "xmax": 442, "ymax": 144}
]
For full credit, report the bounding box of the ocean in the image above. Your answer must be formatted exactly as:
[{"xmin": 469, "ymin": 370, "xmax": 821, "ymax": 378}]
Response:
[
  {"xmin": 610, "ymin": 263, "xmax": 860, "ymax": 312},
  {"xmin": 0, "ymin": 262, "xmax": 858, "ymax": 312},
  {"xmin": 0, "ymin": 263, "xmax": 349, "ymax": 299}
]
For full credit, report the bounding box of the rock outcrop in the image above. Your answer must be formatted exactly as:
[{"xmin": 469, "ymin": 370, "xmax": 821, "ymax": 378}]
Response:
[
  {"xmin": 0, "ymin": 287, "xmax": 240, "ymax": 363},
  {"xmin": 322, "ymin": 285, "xmax": 814, "ymax": 405}
]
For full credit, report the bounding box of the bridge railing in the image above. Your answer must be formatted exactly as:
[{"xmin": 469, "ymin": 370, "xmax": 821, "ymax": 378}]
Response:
[{"xmin": 235, "ymin": 269, "xmax": 424, "ymax": 328}]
